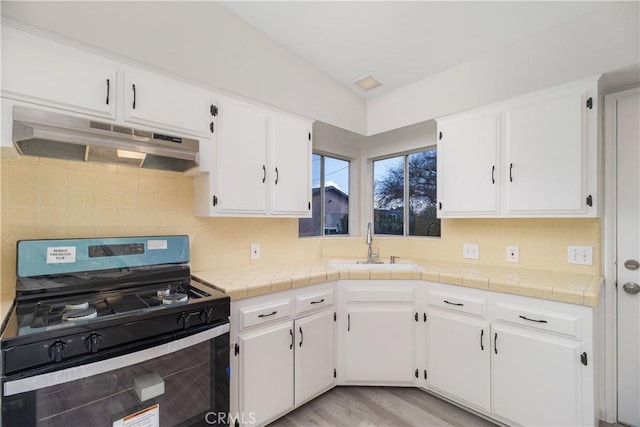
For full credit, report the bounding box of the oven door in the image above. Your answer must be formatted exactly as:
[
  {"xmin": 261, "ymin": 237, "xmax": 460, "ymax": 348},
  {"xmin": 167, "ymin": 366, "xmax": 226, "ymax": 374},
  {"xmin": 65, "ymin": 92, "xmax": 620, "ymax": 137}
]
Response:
[{"xmin": 2, "ymin": 323, "xmax": 229, "ymax": 427}]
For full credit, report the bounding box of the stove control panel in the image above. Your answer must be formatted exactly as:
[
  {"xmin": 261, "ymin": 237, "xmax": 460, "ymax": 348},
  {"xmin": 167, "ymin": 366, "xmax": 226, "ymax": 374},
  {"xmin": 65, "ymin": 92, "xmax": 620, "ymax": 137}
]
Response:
[
  {"xmin": 48, "ymin": 340, "xmax": 67, "ymax": 362},
  {"xmin": 85, "ymin": 333, "xmax": 103, "ymax": 353}
]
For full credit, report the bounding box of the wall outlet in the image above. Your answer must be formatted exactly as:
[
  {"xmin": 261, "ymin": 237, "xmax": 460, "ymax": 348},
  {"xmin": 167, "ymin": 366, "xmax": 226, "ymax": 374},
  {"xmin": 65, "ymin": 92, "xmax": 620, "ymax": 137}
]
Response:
[
  {"xmin": 567, "ymin": 245, "xmax": 593, "ymax": 265},
  {"xmin": 250, "ymin": 243, "xmax": 261, "ymax": 260},
  {"xmin": 506, "ymin": 246, "xmax": 519, "ymax": 263},
  {"xmin": 463, "ymin": 243, "xmax": 480, "ymax": 260}
]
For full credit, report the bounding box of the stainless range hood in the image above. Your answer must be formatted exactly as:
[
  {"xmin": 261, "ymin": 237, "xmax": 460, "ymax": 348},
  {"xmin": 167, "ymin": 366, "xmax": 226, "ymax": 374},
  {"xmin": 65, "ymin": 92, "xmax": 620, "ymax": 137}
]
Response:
[{"xmin": 12, "ymin": 106, "xmax": 199, "ymax": 172}]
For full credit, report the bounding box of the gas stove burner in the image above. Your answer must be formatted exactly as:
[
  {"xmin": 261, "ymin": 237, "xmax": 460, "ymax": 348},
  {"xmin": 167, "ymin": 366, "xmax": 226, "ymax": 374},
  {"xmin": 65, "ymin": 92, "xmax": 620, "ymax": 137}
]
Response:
[
  {"xmin": 62, "ymin": 308, "xmax": 98, "ymax": 321},
  {"xmin": 65, "ymin": 302, "xmax": 89, "ymax": 310},
  {"xmin": 162, "ymin": 293, "xmax": 188, "ymax": 305},
  {"xmin": 157, "ymin": 289, "xmax": 171, "ymax": 297}
]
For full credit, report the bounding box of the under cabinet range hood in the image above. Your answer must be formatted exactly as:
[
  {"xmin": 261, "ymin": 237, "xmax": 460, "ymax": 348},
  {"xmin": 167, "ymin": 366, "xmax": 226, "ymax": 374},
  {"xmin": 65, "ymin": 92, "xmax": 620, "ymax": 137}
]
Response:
[{"xmin": 12, "ymin": 106, "xmax": 199, "ymax": 172}]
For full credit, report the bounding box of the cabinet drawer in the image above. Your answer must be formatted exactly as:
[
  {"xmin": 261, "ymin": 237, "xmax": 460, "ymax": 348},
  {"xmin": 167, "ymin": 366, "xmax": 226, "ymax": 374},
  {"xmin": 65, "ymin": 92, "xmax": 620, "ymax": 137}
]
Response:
[
  {"xmin": 344, "ymin": 286, "xmax": 414, "ymax": 303},
  {"xmin": 295, "ymin": 289, "xmax": 334, "ymax": 316},
  {"xmin": 427, "ymin": 291, "xmax": 487, "ymax": 318},
  {"xmin": 238, "ymin": 299, "xmax": 291, "ymax": 331},
  {"xmin": 494, "ymin": 302, "xmax": 580, "ymax": 338}
]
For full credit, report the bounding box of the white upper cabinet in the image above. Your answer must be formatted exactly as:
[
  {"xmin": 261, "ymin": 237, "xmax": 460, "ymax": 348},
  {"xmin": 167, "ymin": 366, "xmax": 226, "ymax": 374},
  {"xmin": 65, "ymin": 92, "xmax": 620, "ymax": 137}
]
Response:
[
  {"xmin": 270, "ymin": 113, "xmax": 313, "ymax": 216},
  {"xmin": 215, "ymin": 97, "xmax": 269, "ymax": 215},
  {"xmin": 436, "ymin": 78, "xmax": 598, "ymax": 218},
  {"xmin": 2, "ymin": 27, "xmax": 116, "ymax": 118},
  {"xmin": 123, "ymin": 69, "xmax": 212, "ymax": 137},
  {"xmin": 504, "ymin": 91, "xmax": 588, "ymax": 215},
  {"xmin": 437, "ymin": 112, "xmax": 500, "ymax": 216},
  {"xmin": 194, "ymin": 96, "xmax": 313, "ymax": 218}
]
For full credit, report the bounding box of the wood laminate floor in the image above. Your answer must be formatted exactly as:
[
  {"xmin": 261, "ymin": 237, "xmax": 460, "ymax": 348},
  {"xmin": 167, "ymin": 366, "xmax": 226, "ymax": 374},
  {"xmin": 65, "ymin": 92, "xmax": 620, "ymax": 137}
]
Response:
[{"xmin": 268, "ymin": 386, "xmax": 497, "ymax": 427}]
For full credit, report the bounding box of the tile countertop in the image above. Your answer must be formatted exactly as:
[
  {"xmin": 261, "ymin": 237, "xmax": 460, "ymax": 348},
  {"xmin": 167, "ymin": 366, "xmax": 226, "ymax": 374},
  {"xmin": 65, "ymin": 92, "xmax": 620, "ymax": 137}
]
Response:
[{"xmin": 192, "ymin": 258, "xmax": 604, "ymax": 307}]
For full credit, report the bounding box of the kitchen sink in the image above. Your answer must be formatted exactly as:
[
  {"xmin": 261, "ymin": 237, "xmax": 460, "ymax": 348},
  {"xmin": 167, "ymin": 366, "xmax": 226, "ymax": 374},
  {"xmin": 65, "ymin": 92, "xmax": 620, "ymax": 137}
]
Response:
[{"xmin": 328, "ymin": 260, "xmax": 424, "ymax": 271}]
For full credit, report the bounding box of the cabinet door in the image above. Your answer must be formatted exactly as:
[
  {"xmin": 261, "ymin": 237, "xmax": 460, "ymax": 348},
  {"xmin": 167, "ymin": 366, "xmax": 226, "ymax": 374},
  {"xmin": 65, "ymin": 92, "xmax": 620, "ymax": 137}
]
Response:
[
  {"xmin": 239, "ymin": 322, "xmax": 294, "ymax": 426},
  {"xmin": 437, "ymin": 113, "xmax": 500, "ymax": 216},
  {"xmin": 504, "ymin": 92, "xmax": 588, "ymax": 215},
  {"xmin": 344, "ymin": 305, "xmax": 415, "ymax": 384},
  {"xmin": 270, "ymin": 114, "xmax": 312, "ymax": 217},
  {"xmin": 2, "ymin": 27, "xmax": 116, "ymax": 118},
  {"xmin": 216, "ymin": 97, "xmax": 268, "ymax": 215},
  {"xmin": 294, "ymin": 310, "xmax": 335, "ymax": 405},
  {"xmin": 123, "ymin": 69, "xmax": 211, "ymax": 137},
  {"xmin": 426, "ymin": 312, "xmax": 490, "ymax": 412},
  {"xmin": 492, "ymin": 325, "xmax": 582, "ymax": 426}
]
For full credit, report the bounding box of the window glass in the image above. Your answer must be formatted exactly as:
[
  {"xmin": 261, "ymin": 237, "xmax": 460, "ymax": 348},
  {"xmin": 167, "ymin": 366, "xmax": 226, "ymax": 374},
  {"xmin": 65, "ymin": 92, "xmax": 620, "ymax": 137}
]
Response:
[
  {"xmin": 408, "ymin": 150, "xmax": 440, "ymax": 236},
  {"xmin": 373, "ymin": 156, "xmax": 404, "ymax": 235},
  {"xmin": 299, "ymin": 154, "xmax": 350, "ymax": 237},
  {"xmin": 324, "ymin": 157, "xmax": 349, "ymax": 235}
]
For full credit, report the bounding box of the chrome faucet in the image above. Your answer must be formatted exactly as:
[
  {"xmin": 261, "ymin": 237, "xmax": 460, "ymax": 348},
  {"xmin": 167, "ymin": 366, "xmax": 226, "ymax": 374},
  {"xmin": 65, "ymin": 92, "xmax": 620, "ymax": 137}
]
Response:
[{"xmin": 364, "ymin": 222, "xmax": 381, "ymax": 264}]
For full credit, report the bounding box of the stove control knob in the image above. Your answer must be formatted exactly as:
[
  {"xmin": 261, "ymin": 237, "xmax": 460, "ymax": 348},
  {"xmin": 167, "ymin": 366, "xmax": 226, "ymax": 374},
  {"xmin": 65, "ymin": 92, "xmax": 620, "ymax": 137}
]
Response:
[
  {"xmin": 48, "ymin": 340, "xmax": 67, "ymax": 362},
  {"xmin": 86, "ymin": 333, "xmax": 103, "ymax": 354},
  {"xmin": 200, "ymin": 308, "xmax": 214, "ymax": 324},
  {"xmin": 178, "ymin": 312, "xmax": 190, "ymax": 330}
]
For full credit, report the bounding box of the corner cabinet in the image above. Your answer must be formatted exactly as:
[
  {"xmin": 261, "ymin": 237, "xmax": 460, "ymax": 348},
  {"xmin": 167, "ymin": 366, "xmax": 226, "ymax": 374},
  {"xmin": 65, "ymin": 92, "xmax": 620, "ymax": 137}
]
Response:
[
  {"xmin": 194, "ymin": 96, "xmax": 313, "ymax": 218},
  {"xmin": 337, "ymin": 281, "xmax": 417, "ymax": 385},
  {"xmin": 436, "ymin": 77, "xmax": 598, "ymax": 218}
]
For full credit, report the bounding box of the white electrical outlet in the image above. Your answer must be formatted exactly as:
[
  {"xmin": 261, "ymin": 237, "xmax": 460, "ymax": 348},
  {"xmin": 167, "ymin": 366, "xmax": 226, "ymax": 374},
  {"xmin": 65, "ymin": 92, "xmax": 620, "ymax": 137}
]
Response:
[
  {"xmin": 463, "ymin": 243, "xmax": 480, "ymax": 260},
  {"xmin": 506, "ymin": 246, "xmax": 519, "ymax": 263},
  {"xmin": 567, "ymin": 245, "xmax": 593, "ymax": 265},
  {"xmin": 250, "ymin": 243, "xmax": 261, "ymax": 260}
]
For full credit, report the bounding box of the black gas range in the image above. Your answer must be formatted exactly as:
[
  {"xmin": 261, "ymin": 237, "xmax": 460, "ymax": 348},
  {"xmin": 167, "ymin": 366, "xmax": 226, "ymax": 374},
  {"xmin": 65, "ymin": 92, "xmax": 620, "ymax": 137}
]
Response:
[{"xmin": 1, "ymin": 235, "xmax": 230, "ymax": 426}]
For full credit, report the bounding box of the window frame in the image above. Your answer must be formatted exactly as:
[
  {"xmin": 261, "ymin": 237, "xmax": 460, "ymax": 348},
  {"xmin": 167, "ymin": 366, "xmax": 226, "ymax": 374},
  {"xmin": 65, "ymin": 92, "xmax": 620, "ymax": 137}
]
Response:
[
  {"xmin": 371, "ymin": 146, "xmax": 439, "ymax": 238},
  {"xmin": 299, "ymin": 152, "xmax": 351, "ymax": 237}
]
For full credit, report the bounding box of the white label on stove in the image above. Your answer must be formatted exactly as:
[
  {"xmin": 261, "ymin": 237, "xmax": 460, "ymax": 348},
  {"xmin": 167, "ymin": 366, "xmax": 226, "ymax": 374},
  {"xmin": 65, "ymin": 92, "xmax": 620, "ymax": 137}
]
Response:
[
  {"xmin": 46, "ymin": 246, "xmax": 76, "ymax": 264},
  {"xmin": 147, "ymin": 240, "xmax": 168, "ymax": 250},
  {"xmin": 113, "ymin": 404, "xmax": 159, "ymax": 427}
]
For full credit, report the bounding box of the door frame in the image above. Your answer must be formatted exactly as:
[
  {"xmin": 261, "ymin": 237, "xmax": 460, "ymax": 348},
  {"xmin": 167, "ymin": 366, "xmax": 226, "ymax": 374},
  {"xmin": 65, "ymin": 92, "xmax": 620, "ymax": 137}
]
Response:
[{"xmin": 603, "ymin": 87, "xmax": 640, "ymax": 423}]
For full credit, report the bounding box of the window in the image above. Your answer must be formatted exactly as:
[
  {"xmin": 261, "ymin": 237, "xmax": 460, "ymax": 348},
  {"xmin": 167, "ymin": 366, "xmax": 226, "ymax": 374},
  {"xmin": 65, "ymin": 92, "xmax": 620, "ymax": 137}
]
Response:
[
  {"xmin": 299, "ymin": 154, "xmax": 350, "ymax": 237},
  {"xmin": 373, "ymin": 149, "xmax": 440, "ymax": 237}
]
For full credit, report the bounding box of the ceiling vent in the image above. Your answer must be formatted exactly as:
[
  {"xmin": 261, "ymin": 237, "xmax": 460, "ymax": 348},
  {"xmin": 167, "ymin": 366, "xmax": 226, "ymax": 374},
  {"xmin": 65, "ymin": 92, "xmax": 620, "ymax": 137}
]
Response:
[{"xmin": 354, "ymin": 75, "xmax": 382, "ymax": 91}]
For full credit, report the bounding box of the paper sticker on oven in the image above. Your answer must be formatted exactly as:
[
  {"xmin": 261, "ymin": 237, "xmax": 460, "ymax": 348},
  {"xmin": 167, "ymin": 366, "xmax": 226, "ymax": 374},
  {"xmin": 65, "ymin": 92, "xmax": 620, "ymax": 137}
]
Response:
[
  {"xmin": 113, "ymin": 404, "xmax": 159, "ymax": 427},
  {"xmin": 46, "ymin": 247, "xmax": 76, "ymax": 264},
  {"xmin": 147, "ymin": 240, "xmax": 168, "ymax": 250}
]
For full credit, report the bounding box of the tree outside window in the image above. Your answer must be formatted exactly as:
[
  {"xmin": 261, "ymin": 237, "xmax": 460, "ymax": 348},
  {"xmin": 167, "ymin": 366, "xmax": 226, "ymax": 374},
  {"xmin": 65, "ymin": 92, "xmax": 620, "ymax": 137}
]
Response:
[{"xmin": 373, "ymin": 149, "xmax": 440, "ymax": 237}]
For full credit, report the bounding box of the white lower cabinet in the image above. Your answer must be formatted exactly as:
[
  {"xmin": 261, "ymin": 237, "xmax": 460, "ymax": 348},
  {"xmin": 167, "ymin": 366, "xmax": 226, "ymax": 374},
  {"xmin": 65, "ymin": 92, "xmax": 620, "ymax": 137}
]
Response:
[
  {"xmin": 232, "ymin": 284, "xmax": 336, "ymax": 426},
  {"xmin": 426, "ymin": 312, "xmax": 491, "ymax": 412},
  {"xmin": 238, "ymin": 322, "xmax": 294, "ymax": 426},
  {"xmin": 344, "ymin": 305, "xmax": 415, "ymax": 384},
  {"xmin": 294, "ymin": 310, "xmax": 335, "ymax": 404},
  {"xmin": 492, "ymin": 324, "xmax": 583, "ymax": 427}
]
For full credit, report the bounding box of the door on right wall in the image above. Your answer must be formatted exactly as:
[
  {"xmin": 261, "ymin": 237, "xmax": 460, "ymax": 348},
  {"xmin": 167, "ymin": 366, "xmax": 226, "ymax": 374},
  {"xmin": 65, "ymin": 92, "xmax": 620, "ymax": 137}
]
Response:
[{"xmin": 614, "ymin": 88, "xmax": 640, "ymax": 427}]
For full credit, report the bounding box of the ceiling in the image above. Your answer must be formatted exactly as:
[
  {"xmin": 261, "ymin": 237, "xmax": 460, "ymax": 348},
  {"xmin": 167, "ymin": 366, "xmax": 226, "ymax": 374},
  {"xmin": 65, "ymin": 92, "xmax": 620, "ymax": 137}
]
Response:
[{"xmin": 222, "ymin": 1, "xmax": 612, "ymax": 99}]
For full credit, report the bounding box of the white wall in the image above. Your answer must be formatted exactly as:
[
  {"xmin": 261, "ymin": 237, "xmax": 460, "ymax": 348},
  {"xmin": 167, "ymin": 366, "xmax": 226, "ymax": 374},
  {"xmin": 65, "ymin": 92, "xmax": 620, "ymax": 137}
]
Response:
[
  {"xmin": 0, "ymin": 1, "xmax": 367, "ymax": 135},
  {"xmin": 367, "ymin": 1, "xmax": 640, "ymax": 135}
]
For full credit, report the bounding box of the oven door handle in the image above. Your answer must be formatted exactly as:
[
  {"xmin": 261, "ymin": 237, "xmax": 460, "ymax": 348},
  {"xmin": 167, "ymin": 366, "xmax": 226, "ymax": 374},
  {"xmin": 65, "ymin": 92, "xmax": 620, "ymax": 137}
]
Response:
[{"xmin": 3, "ymin": 323, "xmax": 229, "ymax": 397}]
